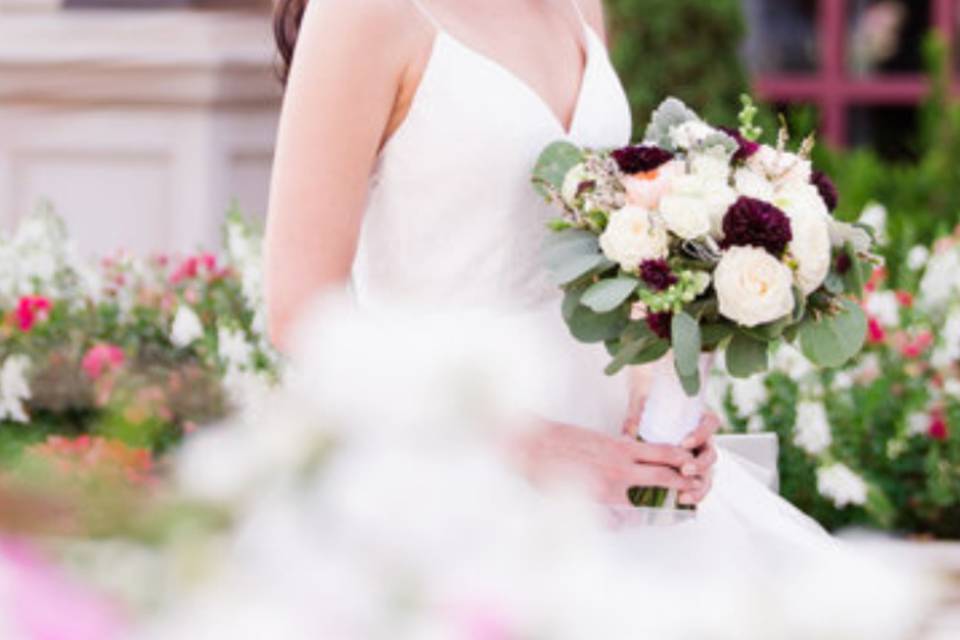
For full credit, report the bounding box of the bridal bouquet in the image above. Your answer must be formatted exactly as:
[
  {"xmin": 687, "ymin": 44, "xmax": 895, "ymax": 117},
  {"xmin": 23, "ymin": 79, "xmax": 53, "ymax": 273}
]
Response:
[{"xmin": 533, "ymin": 97, "xmax": 876, "ymax": 398}]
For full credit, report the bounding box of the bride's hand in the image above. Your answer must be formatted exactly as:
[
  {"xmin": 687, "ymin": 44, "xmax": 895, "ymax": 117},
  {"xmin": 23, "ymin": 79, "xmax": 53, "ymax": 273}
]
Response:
[
  {"xmin": 512, "ymin": 421, "xmax": 705, "ymax": 507},
  {"xmin": 621, "ymin": 407, "xmax": 721, "ymax": 506}
]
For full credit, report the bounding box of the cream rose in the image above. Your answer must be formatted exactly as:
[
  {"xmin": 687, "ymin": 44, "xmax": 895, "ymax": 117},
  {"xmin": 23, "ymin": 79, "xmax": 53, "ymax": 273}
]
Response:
[
  {"xmin": 715, "ymin": 246, "xmax": 795, "ymax": 327},
  {"xmin": 788, "ymin": 209, "xmax": 832, "ymax": 294},
  {"xmin": 659, "ymin": 174, "xmax": 737, "ymax": 240},
  {"xmin": 734, "ymin": 167, "xmax": 776, "ymax": 201},
  {"xmin": 599, "ymin": 206, "xmax": 669, "ymax": 271}
]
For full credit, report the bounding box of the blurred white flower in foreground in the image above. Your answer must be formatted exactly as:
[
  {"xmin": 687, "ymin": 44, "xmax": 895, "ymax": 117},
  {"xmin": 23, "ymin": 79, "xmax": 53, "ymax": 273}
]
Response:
[
  {"xmin": 170, "ymin": 305, "xmax": 204, "ymax": 348},
  {"xmin": 906, "ymin": 245, "xmax": 930, "ymax": 271},
  {"xmin": 793, "ymin": 401, "xmax": 833, "ymax": 455}
]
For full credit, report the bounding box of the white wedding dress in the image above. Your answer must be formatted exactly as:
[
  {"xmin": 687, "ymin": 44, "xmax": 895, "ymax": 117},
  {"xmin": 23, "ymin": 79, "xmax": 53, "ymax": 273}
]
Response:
[{"xmin": 352, "ymin": 0, "xmax": 834, "ymax": 560}]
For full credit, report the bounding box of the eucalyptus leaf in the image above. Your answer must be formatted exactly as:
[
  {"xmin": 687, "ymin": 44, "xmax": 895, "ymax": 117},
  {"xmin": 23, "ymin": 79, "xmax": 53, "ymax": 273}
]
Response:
[
  {"xmin": 532, "ymin": 141, "xmax": 584, "ymax": 197},
  {"xmin": 605, "ymin": 334, "xmax": 654, "ymax": 375},
  {"xmin": 725, "ymin": 332, "xmax": 769, "ymax": 378},
  {"xmin": 643, "ymin": 98, "xmax": 700, "ymax": 149},
  {"xmin": 552, "ymin": 254, "xmax": 611, "ymax": 286},
  {"xmin": 543, "ymin": 229, "xmax": 599, "ymax": 270},
  {"xmin": 841, "ymin": 241, "xmax": 865, "ymax": 299},
  {"xmin": 798, "ymin": 299, "xmax": 868, "ymax": 368},
  {"xmin": 677, "ymin": 369, "xmax": 701, "ymax": 396},
  {"xmin": 671, "ymin": 312, "xmax": 701, "ymax": 378},
  {"xmin": 581, "ymin": 277, "xmax": 639, "ymax": 313},
  {"xmin": 701, "ymin": 323, "xmax": 734, "ymax": 348},
  {"xmin": 566, "ymin": 305, "xmax": 630, "ymax": 344}
]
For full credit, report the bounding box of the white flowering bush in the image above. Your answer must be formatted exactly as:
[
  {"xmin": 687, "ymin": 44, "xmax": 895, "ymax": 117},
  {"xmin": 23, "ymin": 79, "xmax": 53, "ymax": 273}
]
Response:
[
  {"xmin": 0, "ymin": 207, "xmax": 278, "ymax": 479},
  {"xmin": 713, "ymin": 224, "xmax": 960, "ymax": 537}
]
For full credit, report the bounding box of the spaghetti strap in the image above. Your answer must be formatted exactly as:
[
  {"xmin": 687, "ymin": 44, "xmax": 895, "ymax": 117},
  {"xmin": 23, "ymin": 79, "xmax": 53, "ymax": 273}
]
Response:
[
  {"xmin": 407, "ymin": 0, "xmax": 442, "ymax": 30},
  {"xmin": 568, "ymin": 0, "xmax": 587, "ymax": 25}
]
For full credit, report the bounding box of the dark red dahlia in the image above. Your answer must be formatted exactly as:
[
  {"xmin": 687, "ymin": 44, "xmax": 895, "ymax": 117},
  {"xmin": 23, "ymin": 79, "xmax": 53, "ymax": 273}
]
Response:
[
  {"xmin": 639, "ymin": 259, "xmax": 678, "ymax": 291},
  {"xmin": 834, "ymin": 252, "xmax": 852, "ymax": 275},
  {"xmin": 721, "ymin": 197, "xmax": 793, "ymax": 257},
  {"xmin": 611, "ymin": 145, "xmax": 674, "ymax": 174},
  {"xmin": 720, "ymin": 127, "xmax": 760, "ymax": 164},
  {"xmin": 646, "ymin": 312, "xmax": 672, "ymax": 340},
  {"xmin": 811, "ymin": 170, "xmax": 839, "ymax": 212}
]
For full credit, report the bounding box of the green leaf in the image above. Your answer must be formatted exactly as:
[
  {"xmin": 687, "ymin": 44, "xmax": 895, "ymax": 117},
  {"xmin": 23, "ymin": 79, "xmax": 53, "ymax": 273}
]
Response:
[
  {"xmin": 581, "ymin": 277, "xmax": 639, "ymax": 313},
  {"xmin": 701, "ymin": 323, "xmax": 734, "ymax": 349},
  {"xmin": 552, "ymin": 254, "xmax": 611, "ymax": 286},
  {"xmin": 798, "ymin": 299, "xmax": 868, "ymax": 368},
  {"xmin": 542, "ymin": 229, "xmax": 611, "ymax": 285},
  {"xmin": 725, "ymin": 332, "xmax": 769, "ymax": 378},
  {"xmin": 841, "ymin": 242, "xmax": 865, "ymax": 299},
  {"xmin": 678, "ymin": 369, "xmax": 701, "ymax": 396},
  {"xmin": 566, "ymin": 305, "xmax": 630, "ymax": 344},
  {"xmin": 532, "ymin": 141, "xmax": 584, "ymax": 197},
  {"xmin": 671, "ymin": 312, "xmax": 701, "ymax": 378}
]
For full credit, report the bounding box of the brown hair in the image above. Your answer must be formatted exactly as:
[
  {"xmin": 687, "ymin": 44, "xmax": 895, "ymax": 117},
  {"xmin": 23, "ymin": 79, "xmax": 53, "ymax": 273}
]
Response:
[{"xmin": 274, "ymin": 0, "xmax": 308, "ymax": 83}]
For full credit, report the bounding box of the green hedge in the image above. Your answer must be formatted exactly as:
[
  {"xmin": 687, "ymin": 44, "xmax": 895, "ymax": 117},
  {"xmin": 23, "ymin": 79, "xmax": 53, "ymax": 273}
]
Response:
[{"xmin": 606, "ymin": 0, "xmax": 750, "ymax": 136}]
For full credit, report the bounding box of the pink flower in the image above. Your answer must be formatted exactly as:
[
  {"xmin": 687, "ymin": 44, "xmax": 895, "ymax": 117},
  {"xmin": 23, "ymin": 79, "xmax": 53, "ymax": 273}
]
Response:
[
  {"xmin": 15, "ymin": 295, "xmax": 52, "ymax": 332},
  {"xmin": 867, "ymin": 317, "xmax": 886, "ymax": 344},
  {"xmin": 929, "ymin": 409, "xmax": 950, "ymax": 441},
  {"xmin": 622, "ymin": 160, "xmax": 683, "ymax": 210},
  {"xmin": 901, "ymin": 331, "xmax": 933, "ymax": 359},
  {"xmin": 0, "ymin": 538, "xmax": 127, "ymax": 640},
  {"xmin": 895, "ymin": 290, "xmax": 914, "ymax": 308},
  {"xmin": 81, "ymin": 344, "xmax": 125, "ymax": 379}
]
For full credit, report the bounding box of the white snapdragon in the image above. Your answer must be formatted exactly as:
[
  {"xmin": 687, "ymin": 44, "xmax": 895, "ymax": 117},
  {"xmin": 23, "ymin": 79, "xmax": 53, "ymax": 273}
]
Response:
[
  {"xmin": 865, "ymin": 291, "xmax": 900, "ymax": 327},
  {"xmin": 816, "ymin": 463, "xmax": 868, "ymax": 508},
  {"xmin": 793, "ymin": 400, "xmax": 832, "ymax": 455},
  {"xmin": 171, "ymin": 305, "xmax": 205, "ymax": 348},
  {"xmin": 598, "ymin": 206, "xmax": 669, "ymax": 271},
  {"xmin": 0, "ymin": 355, "xmax": 32, "ymax": 424},
  {"xmin": 714, "ymin": 246, "xmax": 795, "ymax": 327}
]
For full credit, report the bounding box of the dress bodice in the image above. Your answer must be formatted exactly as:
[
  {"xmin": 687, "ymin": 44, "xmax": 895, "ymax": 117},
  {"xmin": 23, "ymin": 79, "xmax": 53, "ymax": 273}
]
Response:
[{"xmin": 351, "ymin": 17, "xmax": 633, "ymax": 310}]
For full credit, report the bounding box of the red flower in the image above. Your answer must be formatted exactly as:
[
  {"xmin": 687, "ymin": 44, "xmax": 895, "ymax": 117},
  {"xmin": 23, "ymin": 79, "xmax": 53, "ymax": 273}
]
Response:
[
  {"xmin": 81, "ymin": 344, "xmax": 125, "ymax": 379},
  {"xmin": 867, "ymin": 317, "xmax": 886, "ymax": 344},
  {"xmin": 895, "ymin": 290, "xmax": 914, "ymax": 308},
  {"xmin": 929, "ymin": 409, "xmax": 950, "ymax": 441},
  {"xmin": 15, "ymin": 296, "xmax": 52, "ymax": 332}
]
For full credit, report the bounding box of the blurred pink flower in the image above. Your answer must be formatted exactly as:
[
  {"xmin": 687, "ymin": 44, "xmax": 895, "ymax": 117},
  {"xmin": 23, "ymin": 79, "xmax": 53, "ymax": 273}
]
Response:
[
  {"xmin": 929, "ymin": 409, "xmax": 950, "ymax": 441},
  {"xmin": 15, "ymin": 295, "xmax": 52, "ymax": 332},
  {"xmin": 81, "ymin": 344, "xmax": 125, "ymax": 380},
  {"xmin": 0, "ymin": 537, "xmax": 126, "ymax": 640}
]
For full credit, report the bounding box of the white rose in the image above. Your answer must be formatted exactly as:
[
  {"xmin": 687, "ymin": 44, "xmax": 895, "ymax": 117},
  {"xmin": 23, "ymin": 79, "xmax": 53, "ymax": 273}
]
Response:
[
  {"xmin": 775, "ymin": 182, "xmax": 830, "ymax": 222},
  {"xmin": 788, "ymin": 209, "xmax": 832, "ymax": 294},
  {"xmin": 734, "ymin": 167, "xmax": 776, "ymax": 201},
  {"xmin": 748, "ymin": 145, "xmax": 812, "ymax": 189},
  {"xmin": 598, "ymin": 206, "xmax": 669, "ymax": 271},
  {"xmin": 660, "ymin": 174, "xmax": 737, "ymax": 240},
  {"xmin": 560, "ymin": 162, "xmax": 590, "ymax": 206},
  {"xmin": 690, "ymin": 149, "xmax": 732, "ymax": 183},
  {"xmin": 171, "ymin": 305, "xmax": 205, "ymax": 348},
  {"xmin": 668, "ymin": 120, "xmax": 718, "ymax": 149},
  {"xmin": 715, "ymin": 246, "xmax": 795, "ymax": 327}
]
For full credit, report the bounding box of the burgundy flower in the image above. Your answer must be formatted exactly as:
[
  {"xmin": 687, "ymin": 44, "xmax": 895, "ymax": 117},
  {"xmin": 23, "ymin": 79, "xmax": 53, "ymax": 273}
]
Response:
[
  {"xmin": 811, "ymin": 170, "xmax": 839, "ymax": 212},
  {"xmin": 611, "ymin": 145, "xmax": 674, "ymax": 175},
  {"xmin": 835, "ymin": 252, "xmax": 852, "ymax": 275},
  {"xmin": 720, "ymin": 127, "xmax": 760, "ymax": 163},
  {"xmin": 639, "ymin": 259, "xmax": 678, "ymax": 292},
  {"xmin": 646, "ymin": 312, "xmax": 672, "ymax": 340},
  {"xmin": 721, "ymin": 196, "xmax": 793, "ymax": 257}
]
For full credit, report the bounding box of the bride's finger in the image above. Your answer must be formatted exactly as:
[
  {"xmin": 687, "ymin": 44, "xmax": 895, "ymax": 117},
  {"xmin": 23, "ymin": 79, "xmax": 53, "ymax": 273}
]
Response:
[
  {"xmin": 679, "ymin": 470, "xmax": 714, "ymax": 505},
  {"xmin": 683, "ymin": 440, "xmax": 717, "ymax": 477},
  {"xmin": 680, "ymin": 412, "xmax": 722, "ymax": 450},
  {"xmin": 621, "ymin": 396, "xmax": 647, "ymax": 438},
  {"xmin": 621, "ymin": 439, "xmax": 693, "ymax": 470}
]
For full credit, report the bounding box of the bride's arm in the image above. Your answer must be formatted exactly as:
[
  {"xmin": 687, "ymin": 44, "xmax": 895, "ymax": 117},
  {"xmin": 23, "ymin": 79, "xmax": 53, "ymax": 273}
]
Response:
[{"xmin": 264, "ymin": 0, "xmax": 423, "ymax": 351}]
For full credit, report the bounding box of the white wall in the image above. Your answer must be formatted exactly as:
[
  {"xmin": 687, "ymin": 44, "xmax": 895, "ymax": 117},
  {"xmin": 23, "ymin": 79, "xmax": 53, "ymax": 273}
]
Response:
[{"xmin": 0, "ymin": 7, "xmax": 281, "ymax": 256}]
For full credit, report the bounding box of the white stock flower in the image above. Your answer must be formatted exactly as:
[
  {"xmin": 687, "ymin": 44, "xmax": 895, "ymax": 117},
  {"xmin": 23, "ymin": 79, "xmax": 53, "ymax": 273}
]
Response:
[
  {"xmin": 865, "ymin": 291, "xmax": 900, "ymax": 327},
  {"xmin": 747, "ymin": 145, "xmax": 812, "ymax": 189},
  {"xmin": 793, "ymin": 401, "xmax": 832, "ymax": 455},
  {"xmin": 731, "ymin": 375, "xmax": 768, "ymax": 419},
  {"xmin": 906, "ymin": 245, "xmax": 930, "ymax": 271},
  {"xmin": 171, "ymin": 305, "xmax": 204, "ymax": 348},
  {"xmin": 0, "ymin": 354, "xmax": 31, "ymax": 423},
  {"xmin": 859, "ymin": 203, "xmax": 888, "ymax": 244},
  {"xmin": 715, "ymin": 246, "xmax": 795, "ymax": 327},
  {"xmin": 787, "ymin": 207, "xmax": 832, "ymax": 294},
  {"xmin": 561, "ymin": 162, "xmax": 590, "ymax": 206},
  {"xmin": 816, "ymin": 463, "xmax": 868, "ymax": 508},
  {"xmin": 659, "ymin": 161, "xmax": 737, "ymax": 240},
  {"xmin": 598, "ymin": 206, "xmax": 669, "ymax": 270}
]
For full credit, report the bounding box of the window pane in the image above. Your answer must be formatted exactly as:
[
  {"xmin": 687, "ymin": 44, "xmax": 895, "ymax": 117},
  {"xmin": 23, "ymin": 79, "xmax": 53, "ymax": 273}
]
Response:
[
  {"xmin": 847, "ymin": 0, "xmax": 931, "ymax": 76},
  {"xmin": 847, "ymin": 105, "xmax": 920, "ymax": 159},
  {"xmin": 742, "ymin": 0, "xmax": 820, "ymax": 73}
]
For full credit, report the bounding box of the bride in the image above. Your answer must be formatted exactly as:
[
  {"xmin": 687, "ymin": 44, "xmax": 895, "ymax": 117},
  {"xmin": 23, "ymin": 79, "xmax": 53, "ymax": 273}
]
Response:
[{"xmin": 264, "ymin": 0, "xmax": 831, "ymax": 551}]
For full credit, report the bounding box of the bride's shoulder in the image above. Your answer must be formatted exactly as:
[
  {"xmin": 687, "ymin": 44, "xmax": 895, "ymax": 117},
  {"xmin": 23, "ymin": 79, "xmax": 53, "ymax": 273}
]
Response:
[
  {"xmin": 299, "ymin": 0, "xmax": 427, "ymax": 54},
  {"xmin": 574, "ymin": 0, "xmax": 608, "ymax": 40}
]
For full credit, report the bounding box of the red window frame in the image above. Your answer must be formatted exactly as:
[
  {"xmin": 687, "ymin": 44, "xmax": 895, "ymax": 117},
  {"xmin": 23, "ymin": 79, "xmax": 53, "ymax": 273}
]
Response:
[{"xmin": 753, "ymin": 0, "xmax": 959, "ymax": 146}]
